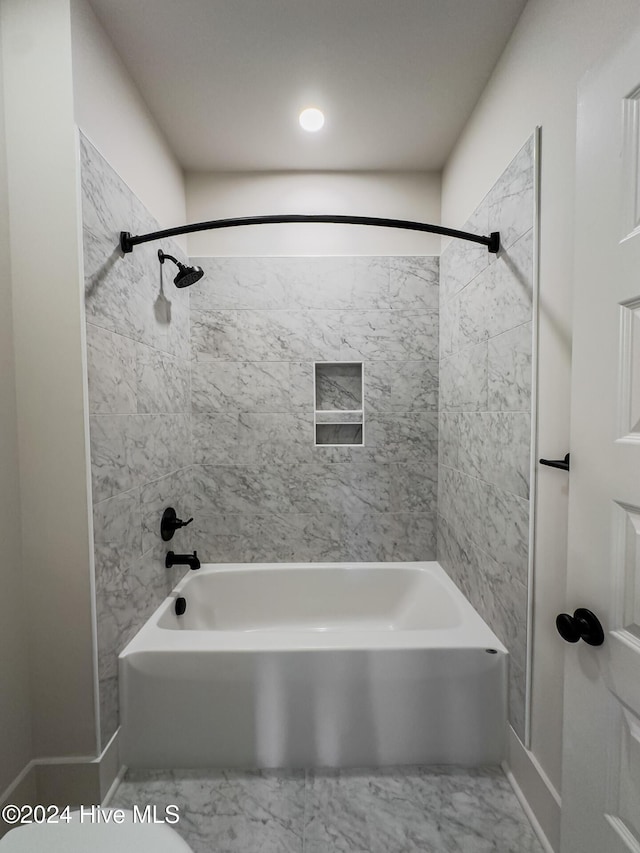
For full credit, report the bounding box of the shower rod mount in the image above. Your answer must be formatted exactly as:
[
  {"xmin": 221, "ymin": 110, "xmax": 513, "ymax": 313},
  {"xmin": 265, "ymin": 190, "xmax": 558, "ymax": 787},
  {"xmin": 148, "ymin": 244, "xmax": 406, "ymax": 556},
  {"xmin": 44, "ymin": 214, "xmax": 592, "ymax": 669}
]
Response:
[{"xmin": 120, "ymin": 215, "xmax": 500, "ymax": 255}]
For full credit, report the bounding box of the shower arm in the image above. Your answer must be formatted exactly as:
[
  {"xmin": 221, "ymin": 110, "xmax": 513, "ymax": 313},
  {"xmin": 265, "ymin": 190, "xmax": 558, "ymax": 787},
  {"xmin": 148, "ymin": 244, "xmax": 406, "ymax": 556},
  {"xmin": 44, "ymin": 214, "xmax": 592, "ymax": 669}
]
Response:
[{"xmin": 119, "ymin": 215, "xmax": 500, "ymax": 254}]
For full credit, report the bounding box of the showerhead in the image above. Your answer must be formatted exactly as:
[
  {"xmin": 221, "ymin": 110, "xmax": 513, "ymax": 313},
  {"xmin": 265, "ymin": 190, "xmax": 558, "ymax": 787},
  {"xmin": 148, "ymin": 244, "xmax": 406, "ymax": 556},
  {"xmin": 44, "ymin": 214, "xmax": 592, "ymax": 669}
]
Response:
[
  {"xmin": 173, "ymin": 264, "xmax": 204, "ymax": 288},
  {"xmin": 158, "ymin": 249, "xmax": 204, "ymax": 288}
]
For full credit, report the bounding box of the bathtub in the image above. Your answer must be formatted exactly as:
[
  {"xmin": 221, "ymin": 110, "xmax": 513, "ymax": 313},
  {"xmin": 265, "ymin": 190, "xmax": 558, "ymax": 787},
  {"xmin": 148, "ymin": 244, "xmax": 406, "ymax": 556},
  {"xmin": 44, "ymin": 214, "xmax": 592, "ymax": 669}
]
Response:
[{"xmin": 119, "ymin": 561, "xmax": 507, "ymax": 769}]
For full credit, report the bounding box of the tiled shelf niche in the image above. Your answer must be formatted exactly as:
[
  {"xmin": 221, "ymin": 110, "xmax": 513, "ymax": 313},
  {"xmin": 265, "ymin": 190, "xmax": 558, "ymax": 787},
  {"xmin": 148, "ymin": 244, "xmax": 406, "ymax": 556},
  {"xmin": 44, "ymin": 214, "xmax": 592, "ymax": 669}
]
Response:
[{"xmin": 314, "ymin": 362, "xmax": 364, "ymax": 446}]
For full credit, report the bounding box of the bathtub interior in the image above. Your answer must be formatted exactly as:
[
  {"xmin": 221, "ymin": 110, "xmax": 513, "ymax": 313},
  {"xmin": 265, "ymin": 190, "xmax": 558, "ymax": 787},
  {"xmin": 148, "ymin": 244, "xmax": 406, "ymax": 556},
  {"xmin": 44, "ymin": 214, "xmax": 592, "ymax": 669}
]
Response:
[{"xmin": 156, "ymin": 563, "xmax": 463, "ymax": 632}]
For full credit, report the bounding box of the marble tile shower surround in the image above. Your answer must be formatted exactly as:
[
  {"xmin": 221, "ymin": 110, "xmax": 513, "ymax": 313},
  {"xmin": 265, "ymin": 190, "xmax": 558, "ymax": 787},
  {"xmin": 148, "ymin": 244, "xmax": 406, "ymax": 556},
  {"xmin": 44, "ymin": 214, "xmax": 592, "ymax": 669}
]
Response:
[
  {"xmin": 112, "ymin": 765, "xmax": 544, "ymax": 853},
  {"xmin": 190, "ymin": 254, "xmax": 440, "ymax": 563},
  {"xmin": 82, "ymin": 126, "xmax": 533, "ymax": 757},
  {"xmin": 81, "ymin": 134, "xmax": 193, "ymax": 749},
  {"xmin": 82, "ymin": 129, "xmax": 440, "ymax": 745},
  {"xmin": 437, "ymin": 135, "xmax": 535, "ymax": 740}
]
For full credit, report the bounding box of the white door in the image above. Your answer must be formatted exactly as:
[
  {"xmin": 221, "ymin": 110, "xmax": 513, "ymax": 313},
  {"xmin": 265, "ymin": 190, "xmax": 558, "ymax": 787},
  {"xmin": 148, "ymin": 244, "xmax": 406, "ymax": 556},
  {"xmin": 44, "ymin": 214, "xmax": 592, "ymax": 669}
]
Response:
[{"xmin": 562, "ymin": 24, "xmax": 640, "ymax": 853}]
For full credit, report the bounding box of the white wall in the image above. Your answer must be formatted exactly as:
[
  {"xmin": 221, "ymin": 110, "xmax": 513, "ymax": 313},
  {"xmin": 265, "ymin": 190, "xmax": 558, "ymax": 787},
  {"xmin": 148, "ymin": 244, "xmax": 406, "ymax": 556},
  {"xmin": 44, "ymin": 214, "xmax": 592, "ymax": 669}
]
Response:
[
  {"xmin": 71, "ymin": 0, "xmax": 186, "ymax": 232},
  {"xmin": 0, "ymin": 0, "xmax": 191, "ymax": 794},
  {"xmin": 0, "ymin": 9, "xmax": 32, "ymax": 798},
  {"xmin": 185, "ymin": 171, "xmax": 441, "ymax": 256},
  {"xmin": 442, "ymin": 0, "xmax": 640, "ymax": 826},
  {"xmin": 1, "ymin": 0, "xmax": 96, "ymax": 758}
]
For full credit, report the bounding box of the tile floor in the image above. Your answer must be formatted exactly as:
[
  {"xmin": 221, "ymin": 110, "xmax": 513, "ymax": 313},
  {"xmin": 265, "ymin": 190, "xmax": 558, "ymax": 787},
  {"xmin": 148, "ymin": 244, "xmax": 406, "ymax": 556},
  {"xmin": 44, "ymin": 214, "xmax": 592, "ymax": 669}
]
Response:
[{"xmin": 112, "ymin": 765, "xmax": 544, "ymax": 853}]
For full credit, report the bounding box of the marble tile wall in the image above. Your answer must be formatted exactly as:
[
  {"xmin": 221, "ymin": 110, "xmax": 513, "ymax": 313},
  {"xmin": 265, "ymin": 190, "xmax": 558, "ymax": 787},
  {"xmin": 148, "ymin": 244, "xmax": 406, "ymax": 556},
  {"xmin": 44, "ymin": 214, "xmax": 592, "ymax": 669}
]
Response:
[
  {"xmin": 81, "ymin": 135, "xmax": 194, "ymax": 749},
  {"xmin": 81, "ymin": 131, "xmax": 440, "ymax": 745},
  {"xmin": 190, "ymin": 254, "xmax": 439, "ymax": 562},
  {"xmin": 437, "ymin": 135, "xmax": 535, "ymax": 739},
  {"xmin": 82, "ymin": 129, "xmax": 532, "ymax": 752}
]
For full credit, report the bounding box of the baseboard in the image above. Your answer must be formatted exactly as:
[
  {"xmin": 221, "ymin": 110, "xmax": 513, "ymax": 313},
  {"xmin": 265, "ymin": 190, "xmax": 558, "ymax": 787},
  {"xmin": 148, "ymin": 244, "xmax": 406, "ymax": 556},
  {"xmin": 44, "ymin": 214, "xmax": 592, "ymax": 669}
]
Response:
[
  {"xmin": 97, "ymin": 729, "xmax": 122, "ymax": 802},
  {"xmin": 502, "ymin": 726, "xmax": 561, "ymax": 853},
  {"xmin": 101, "ymin": 763, "xmax": 128, "ymax": 807},
  {"xmin": 0, "ymin": 766, "xmax": 38, "ymax": 839},
  {"xmin": 1, "ymin": 724, "xmax": 561, "ymax": 847},
  {"xmin": 0, "ymin": 729, "xmax": 122, "ymax": 837}
]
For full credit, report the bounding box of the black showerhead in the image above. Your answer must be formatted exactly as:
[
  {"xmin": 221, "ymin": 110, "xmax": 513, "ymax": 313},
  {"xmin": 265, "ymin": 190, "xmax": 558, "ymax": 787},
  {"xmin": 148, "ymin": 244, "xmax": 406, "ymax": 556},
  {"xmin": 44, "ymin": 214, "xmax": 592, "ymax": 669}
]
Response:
[
  {"xmin": 158, "ymin": 249, "xmax": 204, "ymax": 288},
  {"xmin": 173, "ymin": 264, "xmax": 204, "ymax": 288}
]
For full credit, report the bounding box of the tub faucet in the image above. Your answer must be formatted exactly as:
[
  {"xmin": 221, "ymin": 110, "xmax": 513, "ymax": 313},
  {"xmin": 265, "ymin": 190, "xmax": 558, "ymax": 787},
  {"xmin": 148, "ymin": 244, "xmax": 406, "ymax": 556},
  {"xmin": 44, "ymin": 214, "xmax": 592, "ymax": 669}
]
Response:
[{"xmin": 166, "ymin": 550, "xmax": 200, "ymax": 571}]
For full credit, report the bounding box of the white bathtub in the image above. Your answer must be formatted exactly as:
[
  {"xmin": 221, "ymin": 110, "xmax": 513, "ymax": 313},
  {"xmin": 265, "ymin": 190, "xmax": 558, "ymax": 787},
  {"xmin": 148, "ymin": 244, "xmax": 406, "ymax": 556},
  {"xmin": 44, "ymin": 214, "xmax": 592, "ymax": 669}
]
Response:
[{"xmin": 119, "ymin": 561, "xmax": 507, "ymax": 769}]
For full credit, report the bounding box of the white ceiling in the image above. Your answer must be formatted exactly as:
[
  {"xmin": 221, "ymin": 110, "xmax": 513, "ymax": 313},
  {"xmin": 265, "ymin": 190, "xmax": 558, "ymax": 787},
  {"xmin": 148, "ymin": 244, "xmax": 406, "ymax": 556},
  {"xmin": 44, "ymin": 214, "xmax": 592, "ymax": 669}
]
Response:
[{"xmin": 88, "ymin": 0, "xmax": 528, "ymax": 172}]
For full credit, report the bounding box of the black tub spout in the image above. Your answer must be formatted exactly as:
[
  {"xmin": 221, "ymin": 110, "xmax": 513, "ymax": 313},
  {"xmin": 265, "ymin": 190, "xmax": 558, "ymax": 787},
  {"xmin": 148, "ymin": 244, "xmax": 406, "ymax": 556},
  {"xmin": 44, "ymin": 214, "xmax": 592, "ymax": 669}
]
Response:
[{"xmin": 166, "ymin": 551, "xmax": 200, "ymax": 571}]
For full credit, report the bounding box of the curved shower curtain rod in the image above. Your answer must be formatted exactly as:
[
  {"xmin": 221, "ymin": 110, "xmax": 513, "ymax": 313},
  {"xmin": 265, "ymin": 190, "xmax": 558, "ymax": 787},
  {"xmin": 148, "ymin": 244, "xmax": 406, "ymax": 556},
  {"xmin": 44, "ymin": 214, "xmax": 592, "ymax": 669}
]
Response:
[{"xmin": 119, "ymin": 215, "xmax": 501, "ymax": 255}]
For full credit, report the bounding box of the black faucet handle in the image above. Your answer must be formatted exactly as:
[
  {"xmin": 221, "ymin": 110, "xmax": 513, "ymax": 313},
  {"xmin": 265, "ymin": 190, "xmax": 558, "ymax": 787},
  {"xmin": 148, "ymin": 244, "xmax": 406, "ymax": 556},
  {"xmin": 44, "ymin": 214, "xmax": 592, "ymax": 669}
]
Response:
[{"xmin": 161, "ymin": 507, "xmax": 194, "ymax": 541}]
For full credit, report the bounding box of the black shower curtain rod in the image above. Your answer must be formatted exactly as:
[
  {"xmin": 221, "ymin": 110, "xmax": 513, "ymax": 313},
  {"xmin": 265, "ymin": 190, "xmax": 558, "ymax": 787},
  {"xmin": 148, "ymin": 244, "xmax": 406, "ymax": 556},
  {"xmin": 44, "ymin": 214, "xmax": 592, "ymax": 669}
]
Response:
[{"xmin": 120, "ymin": 215, "xmax": 501, "ymax": 255}]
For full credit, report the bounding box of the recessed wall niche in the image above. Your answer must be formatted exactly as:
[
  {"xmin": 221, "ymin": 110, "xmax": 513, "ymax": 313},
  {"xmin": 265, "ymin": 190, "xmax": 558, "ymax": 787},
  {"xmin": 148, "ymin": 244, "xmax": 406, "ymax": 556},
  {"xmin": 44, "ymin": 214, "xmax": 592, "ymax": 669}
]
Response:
[{"xmin": 314, "ymin": 362, "xmax": 364, "ymax": 446}]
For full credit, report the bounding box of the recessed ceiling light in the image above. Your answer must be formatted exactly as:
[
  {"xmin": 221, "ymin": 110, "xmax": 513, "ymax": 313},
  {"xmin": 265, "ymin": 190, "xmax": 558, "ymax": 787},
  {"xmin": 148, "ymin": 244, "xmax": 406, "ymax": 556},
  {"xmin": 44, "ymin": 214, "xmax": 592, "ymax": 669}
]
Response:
[{"xmin": 299, "ymin": 107, "xmax": 325, "ymax": 132}]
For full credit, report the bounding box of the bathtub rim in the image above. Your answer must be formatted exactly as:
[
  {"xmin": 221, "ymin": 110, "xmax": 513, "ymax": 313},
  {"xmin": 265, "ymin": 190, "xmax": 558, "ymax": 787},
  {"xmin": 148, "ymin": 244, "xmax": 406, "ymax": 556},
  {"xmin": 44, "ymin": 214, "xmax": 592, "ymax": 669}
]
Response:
[{"xmin": 119, "ymin": 561, "xmax": 508, "ymax": 657}]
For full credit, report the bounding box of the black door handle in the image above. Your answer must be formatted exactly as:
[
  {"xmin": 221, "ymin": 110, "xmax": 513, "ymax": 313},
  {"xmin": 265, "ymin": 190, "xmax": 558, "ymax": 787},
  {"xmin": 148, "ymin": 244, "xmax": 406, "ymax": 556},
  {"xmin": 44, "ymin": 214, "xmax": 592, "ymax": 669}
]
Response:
[
  {"xmin": 540, "ymin": 453, "xmax": 570, "ymax": 471},
  {"xmin": 556, "ymin": 608, "xmax": 604, "ymax": 646}
]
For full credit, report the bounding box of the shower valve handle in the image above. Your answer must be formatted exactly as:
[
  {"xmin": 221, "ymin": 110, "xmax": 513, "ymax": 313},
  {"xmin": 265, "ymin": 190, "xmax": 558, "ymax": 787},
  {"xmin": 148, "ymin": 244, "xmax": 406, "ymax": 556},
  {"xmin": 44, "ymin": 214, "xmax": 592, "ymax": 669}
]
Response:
[{"xmin": 161, "ymin": 507, "xmax": 194, "ymax": 542}]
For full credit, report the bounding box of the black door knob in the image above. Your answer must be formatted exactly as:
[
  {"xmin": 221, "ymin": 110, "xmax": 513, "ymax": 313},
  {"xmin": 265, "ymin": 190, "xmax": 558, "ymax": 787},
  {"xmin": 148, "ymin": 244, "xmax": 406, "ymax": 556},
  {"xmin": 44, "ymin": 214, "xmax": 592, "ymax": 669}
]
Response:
[{"xmin": 556, "ymin": 608, "xmax": 605, "ymax": 646}]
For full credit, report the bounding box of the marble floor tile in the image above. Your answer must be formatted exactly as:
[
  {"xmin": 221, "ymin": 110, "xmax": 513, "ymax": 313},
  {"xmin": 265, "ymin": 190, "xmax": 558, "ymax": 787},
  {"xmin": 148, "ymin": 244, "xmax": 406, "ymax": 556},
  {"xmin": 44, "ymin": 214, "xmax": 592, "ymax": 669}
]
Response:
[
  {"xmin": 437, "ymin": 766, "xmax": 542, "ymax": 852},
  {"xmin": 306, "ymin": 767, "xmax": 441, "ymax": 853},
  {"xmin": 112, "ymin": 768, "xmax": 306, "ymax": 853},
  {"xmin": 112, "ymin": 765, "xmax": 543, "ymax": 853}
]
